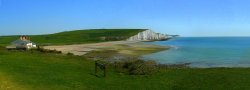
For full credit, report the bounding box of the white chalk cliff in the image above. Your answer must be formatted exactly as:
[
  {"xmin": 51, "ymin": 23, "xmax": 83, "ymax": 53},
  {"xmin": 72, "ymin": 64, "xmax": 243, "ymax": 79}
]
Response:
[{"xmin": 127, "ymin": 30, "xmax": 169, "ymax": 41}]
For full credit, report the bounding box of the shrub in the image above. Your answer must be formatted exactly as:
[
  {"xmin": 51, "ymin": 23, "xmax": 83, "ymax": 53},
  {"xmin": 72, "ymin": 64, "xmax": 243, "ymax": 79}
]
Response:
[
  {"xmin": 112, "ymin": 59, "xmax": 157, "ymax": 75},
  {"xmin": 67, "ymin": 52, "xmax": 74, "ymax": 56}
]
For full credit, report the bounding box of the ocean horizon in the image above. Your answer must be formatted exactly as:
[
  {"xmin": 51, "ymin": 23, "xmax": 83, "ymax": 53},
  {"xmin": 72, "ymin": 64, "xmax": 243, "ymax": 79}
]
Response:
[{"xmin": 143, "ymin": 37, "xmax": 250, "ymax": 68}]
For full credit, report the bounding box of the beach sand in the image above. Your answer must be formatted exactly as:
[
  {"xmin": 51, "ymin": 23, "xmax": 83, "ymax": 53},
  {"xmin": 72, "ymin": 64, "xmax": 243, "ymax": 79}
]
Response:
[{"xmin": 43, "ymin": 41, "xmax": 168, "ymax": 56}]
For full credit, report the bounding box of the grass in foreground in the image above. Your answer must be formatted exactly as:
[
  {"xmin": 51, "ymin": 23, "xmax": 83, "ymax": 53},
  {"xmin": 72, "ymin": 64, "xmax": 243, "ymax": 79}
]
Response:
[{"xmin": 1, "ymin": 47, "xmax": 250, "ymax": 90}]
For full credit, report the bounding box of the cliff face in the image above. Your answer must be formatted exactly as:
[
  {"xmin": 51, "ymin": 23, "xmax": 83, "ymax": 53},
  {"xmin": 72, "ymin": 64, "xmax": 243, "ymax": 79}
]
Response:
[{"xmin": 127, "ymin": 30, "xmax": 169, "ymax": 41}]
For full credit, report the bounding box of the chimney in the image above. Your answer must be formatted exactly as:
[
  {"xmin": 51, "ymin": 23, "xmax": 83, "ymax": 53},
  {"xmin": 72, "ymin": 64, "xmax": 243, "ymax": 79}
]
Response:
[
  {"xmin": 20, "ymin": 35, "xmax": 29, "ymax": 40},
  {"xmin": 20, "ymin": 36, "xmax": 23, "ymax": 40}
]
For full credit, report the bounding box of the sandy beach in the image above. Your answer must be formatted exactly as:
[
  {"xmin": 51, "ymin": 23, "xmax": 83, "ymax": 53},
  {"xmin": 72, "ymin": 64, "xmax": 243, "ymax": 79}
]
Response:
[{"xmin": 43, "ymin": 41, "xmax": 168, "ymax": 56}]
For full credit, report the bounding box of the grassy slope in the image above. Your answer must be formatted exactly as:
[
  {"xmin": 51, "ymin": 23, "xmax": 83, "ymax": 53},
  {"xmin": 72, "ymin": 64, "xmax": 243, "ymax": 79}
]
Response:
[
  {"xmin": 1, "ymin": 47, "xmax": 250, "ymax": 90},
  {"xmin": 0, "ymin": 29, "xmax": 145, "ymax": 45}
]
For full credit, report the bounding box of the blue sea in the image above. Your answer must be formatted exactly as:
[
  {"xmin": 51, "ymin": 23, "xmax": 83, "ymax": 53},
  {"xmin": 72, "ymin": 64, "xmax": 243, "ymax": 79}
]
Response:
[{"xmin": 143, "ymin": 37, "xmax": 250, "ymax": 68}]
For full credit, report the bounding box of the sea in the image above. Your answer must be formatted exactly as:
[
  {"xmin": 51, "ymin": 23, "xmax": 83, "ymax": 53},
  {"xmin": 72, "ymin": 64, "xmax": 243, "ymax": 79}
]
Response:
[{"xmin": 143, "ymin": 37, "xmax": 250, "ymax": 68}]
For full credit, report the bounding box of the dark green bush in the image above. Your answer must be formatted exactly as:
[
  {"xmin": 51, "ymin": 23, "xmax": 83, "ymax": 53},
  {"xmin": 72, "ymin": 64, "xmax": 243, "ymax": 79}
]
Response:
[
  {"xmin": 66, "ymin": 52, "xmax": 74, "ymax": 56},
  {"xmin": 113, "ymin": 59, "xmax": 157, "ymax": 75}
]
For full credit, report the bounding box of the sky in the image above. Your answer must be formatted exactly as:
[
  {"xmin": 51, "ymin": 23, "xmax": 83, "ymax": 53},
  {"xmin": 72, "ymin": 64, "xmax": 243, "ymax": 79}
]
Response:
[{"xmin": 1, "ymin": 0, "xmax": 250, "ymax": 36}]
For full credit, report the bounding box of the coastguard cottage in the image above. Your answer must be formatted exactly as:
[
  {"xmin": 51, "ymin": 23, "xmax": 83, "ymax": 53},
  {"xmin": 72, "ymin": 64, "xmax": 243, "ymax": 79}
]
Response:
[{"xmin": 6, "ymin": 36, "xmax": 37, "ymax": 50}]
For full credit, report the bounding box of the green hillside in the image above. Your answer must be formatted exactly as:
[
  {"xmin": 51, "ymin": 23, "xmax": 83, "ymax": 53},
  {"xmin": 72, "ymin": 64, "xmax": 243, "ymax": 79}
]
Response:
[{"xmin": 0, "ymin": 29, "xmax": 145, "ymax": 45}]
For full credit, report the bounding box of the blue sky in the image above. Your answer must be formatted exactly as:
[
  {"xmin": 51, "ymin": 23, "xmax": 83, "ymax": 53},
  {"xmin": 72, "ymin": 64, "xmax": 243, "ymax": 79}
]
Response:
[{"xmin": 1, "ymin": 0, "xmax": 250, "ymax": 36}]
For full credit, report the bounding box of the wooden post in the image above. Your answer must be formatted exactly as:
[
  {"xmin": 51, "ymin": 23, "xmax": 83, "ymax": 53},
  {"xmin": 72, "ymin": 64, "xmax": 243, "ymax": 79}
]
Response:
[
  {"xmin": 104, "ymin": 65, "xmax": 106, "ymax": 77},
  {"xmin": 95, "ymin": 61, "xmax": 97, "ymax": 76}
]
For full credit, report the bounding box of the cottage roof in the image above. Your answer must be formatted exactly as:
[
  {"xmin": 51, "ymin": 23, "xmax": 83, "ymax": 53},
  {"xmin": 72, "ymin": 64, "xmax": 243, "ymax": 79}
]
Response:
[{"xmin": 11, "ymin": 40, "xmax": 35, "ymax": 45}]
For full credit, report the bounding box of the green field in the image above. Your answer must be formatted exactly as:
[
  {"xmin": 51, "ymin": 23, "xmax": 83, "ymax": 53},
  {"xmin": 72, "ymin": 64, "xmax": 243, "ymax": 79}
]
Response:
[
  {"xmin": 1, "ymin": 46, "xmax": 250, "ymax": 90},
  {"xmin": 0, "ymin": 29, "xmax": 145, "ymax": 45}
]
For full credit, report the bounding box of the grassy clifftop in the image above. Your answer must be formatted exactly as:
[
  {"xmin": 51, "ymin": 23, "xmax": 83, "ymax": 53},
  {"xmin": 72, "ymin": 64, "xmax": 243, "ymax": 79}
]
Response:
[{"xmin": 0, "ymin": 29, "xmax": 145, "ymax": 45}]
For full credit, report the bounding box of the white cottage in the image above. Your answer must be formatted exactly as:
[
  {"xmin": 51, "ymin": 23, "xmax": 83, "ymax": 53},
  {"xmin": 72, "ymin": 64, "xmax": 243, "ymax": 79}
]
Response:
[{"xmin": 6, "ymin": 36, "xmax": 37, "ymax": 50}]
